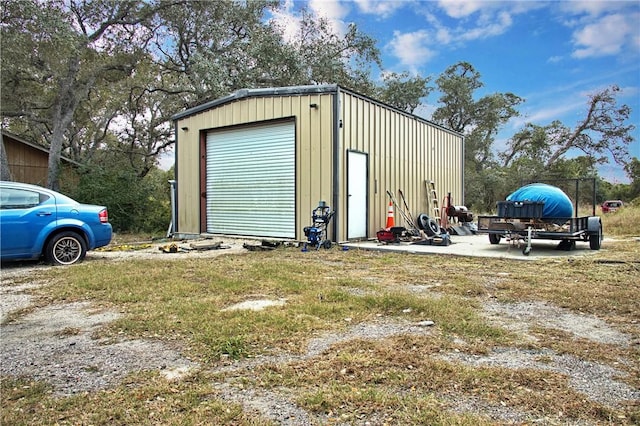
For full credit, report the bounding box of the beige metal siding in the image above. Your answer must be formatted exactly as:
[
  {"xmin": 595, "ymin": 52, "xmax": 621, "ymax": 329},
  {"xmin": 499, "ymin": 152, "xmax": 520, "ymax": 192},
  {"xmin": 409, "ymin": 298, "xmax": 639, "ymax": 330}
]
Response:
[
  {"xmin": 175, "ymin": 93, "xmax": 334, "ymax": 237},
  {"xmin": 338, "ymin": 91, "xmax": 463, "ymax": 241}
]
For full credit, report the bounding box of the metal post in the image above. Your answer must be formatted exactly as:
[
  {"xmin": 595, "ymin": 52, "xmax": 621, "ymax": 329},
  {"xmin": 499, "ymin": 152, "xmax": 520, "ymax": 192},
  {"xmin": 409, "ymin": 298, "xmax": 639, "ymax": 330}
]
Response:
[
  {"xmin": 592, "ymin": 178, "xmax": 596, "ymax": 216},
  {"xmin": 574, "ymin": 179, "xmax": 579, "ymax": 217},
  {"xmin": 167, "ymin": 180, "xmax": 176, "ymax": 238}
]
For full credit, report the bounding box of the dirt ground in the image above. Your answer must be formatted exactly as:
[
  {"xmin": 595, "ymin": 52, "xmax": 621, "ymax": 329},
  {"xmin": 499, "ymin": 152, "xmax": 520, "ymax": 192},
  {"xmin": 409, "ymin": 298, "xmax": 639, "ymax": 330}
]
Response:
[{"xmin": 1, "ymin": 239, "xmax": 638, "ymax": 424}]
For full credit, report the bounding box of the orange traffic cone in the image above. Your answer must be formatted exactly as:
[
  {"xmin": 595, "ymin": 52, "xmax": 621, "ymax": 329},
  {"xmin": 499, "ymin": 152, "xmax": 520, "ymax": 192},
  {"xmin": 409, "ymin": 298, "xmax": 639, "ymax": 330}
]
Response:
[{"xmin": 386, "ymin": 201, "xmax": 395, "ymax": 228}]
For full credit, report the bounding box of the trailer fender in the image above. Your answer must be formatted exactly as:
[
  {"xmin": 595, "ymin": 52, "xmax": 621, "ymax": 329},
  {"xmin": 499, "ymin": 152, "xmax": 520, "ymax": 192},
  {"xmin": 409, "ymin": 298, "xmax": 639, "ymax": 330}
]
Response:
[{"xmin": 587, "ymin": 216, "xmax": 602, "ymax": 234}]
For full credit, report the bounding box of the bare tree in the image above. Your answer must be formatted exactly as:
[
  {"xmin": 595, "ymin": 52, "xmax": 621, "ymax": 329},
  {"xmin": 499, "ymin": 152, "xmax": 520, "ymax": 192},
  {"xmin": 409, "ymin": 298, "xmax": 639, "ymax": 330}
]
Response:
[{"xmin": 502, "ymin": 86, "xmax": 634, "ymax": 169}]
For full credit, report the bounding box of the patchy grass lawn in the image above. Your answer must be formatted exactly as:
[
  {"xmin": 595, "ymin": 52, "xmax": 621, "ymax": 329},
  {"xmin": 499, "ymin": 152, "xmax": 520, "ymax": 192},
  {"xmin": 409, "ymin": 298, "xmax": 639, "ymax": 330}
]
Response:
[{"xmin": 2, "ymin": 208, "xmax": 639, "ymax": 425}]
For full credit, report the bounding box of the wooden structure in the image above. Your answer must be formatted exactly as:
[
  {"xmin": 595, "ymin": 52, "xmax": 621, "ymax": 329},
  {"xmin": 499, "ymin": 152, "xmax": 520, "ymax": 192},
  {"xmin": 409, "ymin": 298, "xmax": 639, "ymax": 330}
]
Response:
[{"xmin": 1, "ymin": 131, "xmax": 78, "ymax": 186}]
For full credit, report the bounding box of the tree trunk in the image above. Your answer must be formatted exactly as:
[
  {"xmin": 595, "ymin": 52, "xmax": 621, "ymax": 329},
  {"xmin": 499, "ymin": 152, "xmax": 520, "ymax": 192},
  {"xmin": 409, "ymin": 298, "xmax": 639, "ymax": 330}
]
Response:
[
  {"xmin": 47, "ymin": 124, "xmax": 67, "ymax": 191},
  {"xmin": 1, "ymin": 133, "xmax": 14, "ymax": 181},
  {"xmin": 47, "ymin": 55, "xmax": 89, "ymax": 190}
]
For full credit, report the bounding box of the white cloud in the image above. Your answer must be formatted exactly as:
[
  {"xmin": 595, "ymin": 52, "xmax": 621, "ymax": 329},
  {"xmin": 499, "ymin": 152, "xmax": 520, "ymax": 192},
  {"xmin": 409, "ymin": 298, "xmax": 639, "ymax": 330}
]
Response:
[
  {"xmin": 571, "ymin": 13, "xmax": 637, "ymax": 58},
  {"xmin": 387, "ymin": 30, "xmax": 437, "ymax": 69},
  {"xmin": 511, "ymin": 100, "xmax": 586, "ymax": 129},
  {"xmin": 387, "ymin": 3, "xmax": 516, "ymax": 68},
  {"xmin": 353, "ymin": 0, "xmax": 406, "ymax": 18},
  {"xmin": 458, "ymin": 9, "xmax": 512, "ymax": 41},
  {"xmin": 309, "ymin": 0, "xmax": 349, "ymax": 21},
  {"xmin": 430, "ymin": 2, "xmax": 638, "ymax": 62},
  {"xmin": 308, "ymin": 0, "xmax": 351, "ymax": 35},
  {"xmin": 558, "ymin": 0, "xmax": 627, "ymax": 17},
  {"xmin": 435, "ymin": 27, "xmax": 452, "ymax": 44},
  {"xmin": 436, "ymin": 0, "xmax": 541, "ymax": 20},
  {"xmin": 269, "ymin": 0, "xmax": 301, "ymax": 43},
  {"xmin": 437, "ymin": 0, "xmax": 485, "ymax": 18},
  {"xmin": 269, "ymin": 0, "xmax": 351, "ymax": 42},
  {"xmin": 416, "ymin": 2, "xmax": 518, "ymax": 47}
]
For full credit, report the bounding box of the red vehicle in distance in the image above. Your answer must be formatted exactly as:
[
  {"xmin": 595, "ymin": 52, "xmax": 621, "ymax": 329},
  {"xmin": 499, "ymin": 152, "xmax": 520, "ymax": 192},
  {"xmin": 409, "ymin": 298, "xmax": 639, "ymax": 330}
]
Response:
[{"xmin": 601, "ymin": 200, "xmax": 623, "ymax": 213}]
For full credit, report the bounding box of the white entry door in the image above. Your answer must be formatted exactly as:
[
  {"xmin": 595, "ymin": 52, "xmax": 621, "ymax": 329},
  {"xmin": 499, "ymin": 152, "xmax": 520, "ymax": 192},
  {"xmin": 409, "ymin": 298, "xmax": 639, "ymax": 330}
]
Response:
[{"xmin": 347, "ymin": 151, "xmax": 368, "ymax": 239}]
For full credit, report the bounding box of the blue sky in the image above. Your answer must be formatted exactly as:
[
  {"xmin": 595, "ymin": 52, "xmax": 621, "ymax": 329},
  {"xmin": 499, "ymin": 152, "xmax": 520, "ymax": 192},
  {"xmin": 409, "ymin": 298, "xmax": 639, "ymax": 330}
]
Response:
[{"xmin": 271, "ymin": 0, "xmax": 640, "ymax": 183}]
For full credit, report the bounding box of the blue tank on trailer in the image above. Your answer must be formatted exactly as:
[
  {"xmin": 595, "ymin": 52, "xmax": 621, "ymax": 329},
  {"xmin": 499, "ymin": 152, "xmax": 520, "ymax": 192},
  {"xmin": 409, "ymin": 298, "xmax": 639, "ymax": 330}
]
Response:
[{"xmin": 506, "ymin": 183, "xmax": 574, "ymax": 219}]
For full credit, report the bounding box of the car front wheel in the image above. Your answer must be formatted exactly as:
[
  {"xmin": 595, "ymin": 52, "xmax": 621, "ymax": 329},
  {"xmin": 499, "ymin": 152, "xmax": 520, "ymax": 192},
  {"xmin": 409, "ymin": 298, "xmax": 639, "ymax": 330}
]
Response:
[{"xmin": 46, "ymin": 231, "xmax": 87, "ymax": 265}]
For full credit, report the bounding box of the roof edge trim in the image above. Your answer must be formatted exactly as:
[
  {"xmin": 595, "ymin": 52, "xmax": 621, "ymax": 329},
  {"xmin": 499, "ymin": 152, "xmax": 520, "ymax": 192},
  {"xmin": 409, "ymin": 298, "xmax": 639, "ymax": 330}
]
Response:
[{"xmin": 171, "ymin": 84, "xmax": 339, "ymax": 121}]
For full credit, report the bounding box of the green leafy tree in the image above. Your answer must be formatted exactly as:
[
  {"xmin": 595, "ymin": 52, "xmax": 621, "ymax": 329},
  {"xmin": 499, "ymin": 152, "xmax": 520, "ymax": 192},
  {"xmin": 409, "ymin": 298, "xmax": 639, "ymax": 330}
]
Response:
[
  {"xmin": 594, "ymin": 158, "xmax": 638, "ymax": 205},
  {"xmin": 151, "ymin": 0, "xmax": 288, "ymax": 104},
  {"xmin": 432, "ymin": 62, "xmax": 523, "ymax": 168},
  {"xmin": 1, "ymin": 0, "xmax": 163, "ymax": 190},
  {"xmin": 623, "ymin": 157, "xmax": 640, "ymax": 201},
  {"xmin": 67, "ymin": 159, "xmax": 173, "ymax": 234},
  {"xmin": 375, "ymin": 72, "xmax": 432, "ymax": 113},
  {"xmin": 430, "ymin": 62, "xmax": 523, "ymax": 209},
  {"xmin": 282, "ymin": 7, "xmax": 381, "ymax": 92},
  {"xmin": 1, "ymin": 0, "xmax": 387, "ymax": 189}
]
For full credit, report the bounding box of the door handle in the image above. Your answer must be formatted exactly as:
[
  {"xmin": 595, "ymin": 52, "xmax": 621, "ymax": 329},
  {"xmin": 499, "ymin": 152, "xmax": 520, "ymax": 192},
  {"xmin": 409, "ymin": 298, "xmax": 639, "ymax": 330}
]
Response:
[{"xmin": 36, "ymin": 211, "xmax": 53, "ymax": 216}]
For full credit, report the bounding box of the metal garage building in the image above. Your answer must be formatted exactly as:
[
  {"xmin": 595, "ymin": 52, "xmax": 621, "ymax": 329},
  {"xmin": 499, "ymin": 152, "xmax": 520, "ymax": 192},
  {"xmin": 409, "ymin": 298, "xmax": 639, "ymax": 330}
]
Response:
[{"xmin": 171, "ymin": 84, "xmax": 464, "ymax": 242}]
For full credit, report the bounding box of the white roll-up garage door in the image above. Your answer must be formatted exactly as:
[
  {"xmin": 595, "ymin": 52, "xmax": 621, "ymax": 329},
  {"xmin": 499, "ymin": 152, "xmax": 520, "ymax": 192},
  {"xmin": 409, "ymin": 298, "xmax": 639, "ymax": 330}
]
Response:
[{"xmin": 206, "ymin": 121, "xmax": 295, "ymax": 238}]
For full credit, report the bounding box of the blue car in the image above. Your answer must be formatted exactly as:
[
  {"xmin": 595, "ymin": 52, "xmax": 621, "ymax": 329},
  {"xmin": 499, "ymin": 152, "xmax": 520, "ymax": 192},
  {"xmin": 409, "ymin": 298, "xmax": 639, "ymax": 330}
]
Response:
[{"xmin": 0, "ymin": 181, "xmax": 112, "ymax": 265}]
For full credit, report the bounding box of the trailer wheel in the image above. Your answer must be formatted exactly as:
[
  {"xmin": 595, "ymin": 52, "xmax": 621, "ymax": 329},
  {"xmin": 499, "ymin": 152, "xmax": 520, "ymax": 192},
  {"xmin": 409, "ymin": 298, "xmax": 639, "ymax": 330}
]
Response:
[
  {"xmin": 522, "ymin": 246, "xmax": 531, "ymax": 256},
  {"xmin": 488, "ymin": 233, "xmax": 501, "ymax": 245},
  {"xmin": 589, "ymin": 224, "xmax": 602, "ymax": 250}
]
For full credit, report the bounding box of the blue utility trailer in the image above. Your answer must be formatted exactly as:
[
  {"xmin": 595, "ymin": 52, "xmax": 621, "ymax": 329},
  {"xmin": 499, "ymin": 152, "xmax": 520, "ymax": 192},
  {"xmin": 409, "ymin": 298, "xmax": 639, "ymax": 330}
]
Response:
[
  {"xmin": 477, "ymin": 207, "xmax": 602, "ymax": 255},
  {"xmin": 476, "ymin": 180, "xmax": 602, "ymax": 256}
]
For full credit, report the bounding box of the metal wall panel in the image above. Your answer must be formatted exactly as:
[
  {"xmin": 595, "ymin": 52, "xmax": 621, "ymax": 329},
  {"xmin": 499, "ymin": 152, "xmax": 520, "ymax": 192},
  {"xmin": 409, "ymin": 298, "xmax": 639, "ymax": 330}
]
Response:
[
  {"xmin": 339, "ymin": 91, "xmax": 463, "ymax": 238},
  {"xmin": 175, "ymin": 93, "xmax": 335, "ymax": 237},
  {"xmin": 205, "ymin": 121, "xmax": 295, "ymax": 238}
]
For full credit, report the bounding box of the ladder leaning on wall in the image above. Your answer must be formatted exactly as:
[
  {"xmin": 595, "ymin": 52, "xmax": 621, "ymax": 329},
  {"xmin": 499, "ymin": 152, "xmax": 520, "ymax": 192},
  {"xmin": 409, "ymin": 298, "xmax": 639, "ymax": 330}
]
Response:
[{"xmin": 426, "ymin": 180, "xmax": 441, "ymax": 226}]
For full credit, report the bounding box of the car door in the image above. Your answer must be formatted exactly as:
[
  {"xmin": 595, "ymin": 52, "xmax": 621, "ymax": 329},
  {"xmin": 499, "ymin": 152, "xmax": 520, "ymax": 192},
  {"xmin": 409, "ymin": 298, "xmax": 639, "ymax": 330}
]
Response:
[{"xmin": 0, "ymin": 187, "xmax": 56, "ymax": 257}]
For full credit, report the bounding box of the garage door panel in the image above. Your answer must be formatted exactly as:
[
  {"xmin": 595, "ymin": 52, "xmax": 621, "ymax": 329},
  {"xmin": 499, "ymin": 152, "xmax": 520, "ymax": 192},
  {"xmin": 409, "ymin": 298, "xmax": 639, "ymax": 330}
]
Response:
[{"xmin": 206, "ymin": 121, "xmax": 295, "ymax": 238}]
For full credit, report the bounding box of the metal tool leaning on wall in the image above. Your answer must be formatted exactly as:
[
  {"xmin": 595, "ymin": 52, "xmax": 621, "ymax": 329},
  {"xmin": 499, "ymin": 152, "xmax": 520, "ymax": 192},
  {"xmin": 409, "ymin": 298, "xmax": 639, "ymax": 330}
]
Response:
[{"xmin": 377, "ymin": 189, "xmax": 451, "ymax": 246}]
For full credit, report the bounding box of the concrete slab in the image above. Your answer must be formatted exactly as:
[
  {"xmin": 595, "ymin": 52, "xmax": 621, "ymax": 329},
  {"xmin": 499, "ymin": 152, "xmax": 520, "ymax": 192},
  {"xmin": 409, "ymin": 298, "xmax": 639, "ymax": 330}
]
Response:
[{"xmin": 342, "ymin": 234, "xmax": 601, "ymax": 261}]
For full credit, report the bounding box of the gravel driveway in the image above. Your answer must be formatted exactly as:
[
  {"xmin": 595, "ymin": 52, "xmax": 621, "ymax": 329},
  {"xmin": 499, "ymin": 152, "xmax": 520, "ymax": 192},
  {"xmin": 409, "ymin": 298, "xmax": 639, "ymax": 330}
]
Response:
[{"xmin": 1, "ymin": 240, "xmax": 638, "ymax": 424}]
